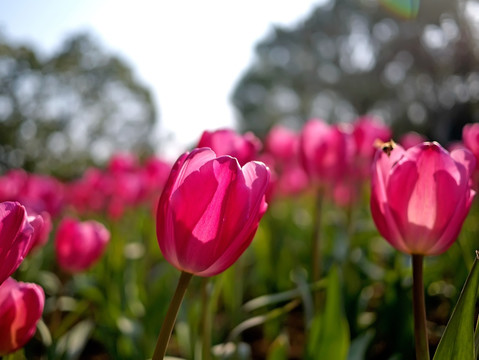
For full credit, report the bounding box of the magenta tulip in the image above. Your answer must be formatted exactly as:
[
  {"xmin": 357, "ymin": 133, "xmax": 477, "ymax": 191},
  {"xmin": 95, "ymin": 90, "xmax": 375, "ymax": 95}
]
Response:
[
  {"xmin": 300, "ymin": 119, "xmax": 352, "ymax": 185},
  {"xmin": 0, "ymin": 277, "xmax": 44, "ymax": 355},
  {"xmin": 371, "ymin": 141, "xmax": 475, "ymax": 255},
  {"xmin": 197, "ymin": 129, "xmax": 262, "ymax": 166},
  {"xmin": 0, "ymin": 202, "xmax": 34, "ymax": 285},
  {"xmin": 399, "ymin": 131, "xmax": 427, "ymax": 150},
  {"xmin": 55, "ymin": 218, "xmax": 110, "ymax": 273},
  {"xmin": 463, "ymin": 123, "xmax": 479, "ymax": 164},
  {"xmin": 352, "ymin": 116, "xmax": 391, "ymax": 179},
  {"xmin": 265, "ymin": 125, "xmax": 299, "ymax": 162},
  {"xmin": 26, "ymin": 211, "xmax": 51, "ymax": 255},
  {"xmin": 156, "ymin": 147, "xmax": 270, "ymax": 277}
]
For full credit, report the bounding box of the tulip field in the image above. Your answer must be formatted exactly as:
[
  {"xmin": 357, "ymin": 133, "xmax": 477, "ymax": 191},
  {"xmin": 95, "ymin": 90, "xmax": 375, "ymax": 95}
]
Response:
[{"xmin": 2, "ymin": 118, "xmax": 479, "ymax": 360}]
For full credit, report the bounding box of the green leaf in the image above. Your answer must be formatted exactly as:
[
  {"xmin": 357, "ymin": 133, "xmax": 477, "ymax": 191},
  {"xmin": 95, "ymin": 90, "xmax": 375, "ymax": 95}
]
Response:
[
  {"xmin": 267, "ymin": 333, "xmax": 289, "ymax": 360},
  {"xmin": 433, "ymin": 251, "xmax": 479, "ymax": 360},
  {"xmin": 306, "ymin": 265, "xmax": 350, "ymax": 359}
]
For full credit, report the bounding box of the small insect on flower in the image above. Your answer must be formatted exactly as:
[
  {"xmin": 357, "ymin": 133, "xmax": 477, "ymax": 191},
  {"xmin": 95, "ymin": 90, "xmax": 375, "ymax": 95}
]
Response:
[{"xmin": 374, "ymin": 139, "xmax": 397, "ymax": 157}]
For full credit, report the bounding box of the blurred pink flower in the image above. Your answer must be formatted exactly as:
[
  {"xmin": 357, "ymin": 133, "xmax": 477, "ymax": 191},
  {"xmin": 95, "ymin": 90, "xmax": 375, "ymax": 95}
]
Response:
[
  {"xmin": 263, "ymin": 125, "xmax": 308, "ymax": 198},
  {"xmin": 352, "ymin": 116, "xmax": 392, "ymax": 180},
  {"xmin": 108, "ymin": 152, "xmax": 139, "ymax": 173},
  {"xmin": 399, "ymin": 131, "xmax": 427, "ymax": 149},
  {"xmin": 0, "ymin": 202, "xmax": 33, "ymax": 285},
  {"xmin": 0, "ymin": 277, "xmax": 44, "ymax": 355},
  {"xmin": 197, "ymin": 128, "xmax": 262, "ymax": 166},
  {"xmin": 463, "ymin": 123, "xmax": 479, "ymax": 160},
  {"xmin": 25, "ymin": 211, "xmax": 51, "ymax": 255},
  {"xmin": 300, "ymin": 119, "xmax": 352, "ymax": 185},
  {"xmin": 265, "ymin": 125, "xmax": 299, "ymax": 162},
  {"xmin": 55, "ymin": 217, "xmax": 110, "ymax": 273},
  {"xmin": 371, "ymin": 142, "xmax": 475, "ymax": 255},
  {"xmin": 156, "ymin": 148, "xmax": 270, "ymax": 277}
]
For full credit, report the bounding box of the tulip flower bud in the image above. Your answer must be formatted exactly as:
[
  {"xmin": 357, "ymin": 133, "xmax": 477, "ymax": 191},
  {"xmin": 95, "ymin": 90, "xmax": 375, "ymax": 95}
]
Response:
[
  {"xmin": 55, "ymin": 218, "xmax": 110, "ymax": 273},
  {"xmin": 299, "ymin": 119, "xmax": 352, "ymax": 185},
  {"xmin": 0, "ymin": 277, "xmax": 44, "ymax": 355},
  {"xmin": 371, "ymin": 141, "xmax": 476, "ymax": 255},
  {"xmin": 0, "ymin": 202, "xmax": 33, "ymax": 285},
  {"xmin": 25, "ymin": 211, "xmax": 52, "ymax": 255},
  {"xmin": 156, "ymin": 147, "xmax": 270, "ymax": 277},
  {"xmin": 197, "ymin": 129, "xmax": 262, "ymax": 166}
]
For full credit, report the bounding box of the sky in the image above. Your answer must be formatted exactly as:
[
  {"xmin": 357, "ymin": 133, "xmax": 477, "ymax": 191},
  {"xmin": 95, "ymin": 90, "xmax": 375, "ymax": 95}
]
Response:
[{"xmin": 0, "ymin": 0, "xmax": 322, "ymax": 159}]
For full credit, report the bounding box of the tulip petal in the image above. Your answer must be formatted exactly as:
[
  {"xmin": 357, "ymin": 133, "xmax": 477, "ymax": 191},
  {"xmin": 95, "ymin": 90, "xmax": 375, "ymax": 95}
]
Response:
[
  {"xmin": 370, "ymin": 146, "xmax": 408, "ymax": 252},
  {"xmin": 0, "ymin": 278, "xmax": 44, "ymax": 355},
  {"xmin": 0, "ymin": 202, "xmax": 33, "ymax": 285},
  {"xmin": 198, "ymin": 161, "xmax": 270, "ymax": 276},
  {"xmin": 451, "ymin": 148, "xmax": 476, "ymax": 180}
]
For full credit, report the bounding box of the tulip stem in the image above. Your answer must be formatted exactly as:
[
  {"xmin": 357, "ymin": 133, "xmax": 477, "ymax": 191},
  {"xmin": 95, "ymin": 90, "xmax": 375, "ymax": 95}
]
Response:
[
  {"xmin": 312, "ymin": 188, "xmax": 324, "ymax": 310},
  {"xmin": 201, "ymin": 277, "xmax": 212, "ymax": 360},
  {"xmin": 412, "ymin": 254, "xmax": 430, "ymax": 360},
  {"xmin": 153, "ymin": 271, "xmax": 193, "ymax": 360}
]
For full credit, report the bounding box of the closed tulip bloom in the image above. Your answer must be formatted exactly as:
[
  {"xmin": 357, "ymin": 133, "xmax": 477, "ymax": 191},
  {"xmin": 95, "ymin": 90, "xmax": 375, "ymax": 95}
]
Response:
[
  {"xmin": 156, "ymin": 147, "xmax": 270, "ymax": 277},
  {"xmin": 0, "ymin": 202, "xmax": 33, "ymax": 285},
  {"xmin": 55, "ymin": 218, "xmax": 110, "ymax": 273},
  {"xmin": 26, "ymin": 211, "xmax": 51, "ymax": 255},
  {"xmin": 197, "ymin": 129, "xmax": 262, "ymax": 166},
  {"xmin": 371, "ymin": 141, "xmax": 476, "ymax": 255},
  {"xmin": 300, "ymin": 119, "xmax": 352, "ymax": 185},
  {"xmin": 265, "ymin": 125, "xmax": 299, "ymax": 162},
  {"xmin": 463, "ymin": 123, "xmax": 479, "ymax": 164},
  {"xmin": 399, "ymin": 131, "xmax": 427, "ymax": 150},
  {"xmin": 0, "ymin": 277, "xmax": 44, "ymax": 355}
]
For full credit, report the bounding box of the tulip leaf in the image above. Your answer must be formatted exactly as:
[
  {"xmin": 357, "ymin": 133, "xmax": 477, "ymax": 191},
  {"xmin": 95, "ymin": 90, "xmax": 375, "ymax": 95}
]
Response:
[
  {"xmin": 266, "ymin": 333, "xmax": 289, "ymax": 360},
  {"xmin": 306, "ymin": 265, "xmax": 350, "ymax": 360},
  {"xmin": 433, "ymin": 252, "xmax": 479, "ymax": 360}
]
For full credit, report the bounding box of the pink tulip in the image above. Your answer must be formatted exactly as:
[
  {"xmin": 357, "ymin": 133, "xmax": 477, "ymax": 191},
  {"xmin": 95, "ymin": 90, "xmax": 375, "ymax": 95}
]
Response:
[
  {"xmin": 371, "ymin": 141, "xmax": 475, "ymax": 255},
  {"xmin": 26, "ymin": 211, "xmax": 51, "ymax": 255},
  {"xmin": 265, "ymin": 125, "xmax": 299, "ymax": 162},
  {"xmin": 300, "ymin": 119, "xmax": 353, "ymax": 185},
  {"xmin": 399, "ymin": 131, "xmax": 427, "ymax": 150},
  {"xmin": 55, "ymin": 218, "xmax": 110, "ymax": 273},
  {"xmin": 156, "ymin": 147, "xmax": 270, "ymax": 277},
  {"xmin": 463, "ymin": 123, "xmax": 479, "ymax": 164},
  {"xmin": 263, "ymin": 126, "xmax": 308, "ymax": 197},
  {"xmin": 463, "ymin": 123, "xmax": 479, "ymax": 190},
  {"xmin": 197, "ymin": 129, "xmax": 262, "ymax": 166},
  {"xmin": 0, "ymin": 202, "xmax": 33, "ymax": 285},
  {"xmin": 0, "ymin": 277, "xmax": 44, "ymax": 355},
  {"xmin": 352, "ymin": 116, "xmax": 392, "ymax": 180},
  {"xmin": 108, "ymin": 152, "xmax": 139, "ymax": 173},
  {"xmin": 353, "ymin": 116, "xmax": 391, "ymax": 159}
]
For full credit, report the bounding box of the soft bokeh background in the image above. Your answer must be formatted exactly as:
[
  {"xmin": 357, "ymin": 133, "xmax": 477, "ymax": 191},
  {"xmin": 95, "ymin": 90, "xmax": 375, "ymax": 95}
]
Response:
[
  {"xmin": 1, "ymin": 0, "xmax": 479, "ymax": 178},
  {"xmin": 0, "ymin": 0, "xmax": 320, "ymax": 161}
]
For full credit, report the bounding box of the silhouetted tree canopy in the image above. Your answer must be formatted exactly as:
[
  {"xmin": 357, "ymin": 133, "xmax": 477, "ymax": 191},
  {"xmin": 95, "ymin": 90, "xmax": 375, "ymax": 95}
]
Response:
[
  {"xmin": 0, "ymin": 32, "xmax": 157, "ymax": 178},
  {"xmin": 232, "ymin": 0, "xmax": 479, "ymax": 143}
]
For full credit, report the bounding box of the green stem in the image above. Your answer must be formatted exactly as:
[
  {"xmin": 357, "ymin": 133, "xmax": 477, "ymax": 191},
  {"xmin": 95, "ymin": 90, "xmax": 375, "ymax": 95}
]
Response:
[
  {"xmin": 412, "ymin": 254, "xmax": 430, "ymax": 360},
  {"xmin": 312, "ymin": 188, "xmax": 324, "ymax": 310},
  {"xmin": 201, "ymin": 277, "xmax": 212, "ymax": 360},
  {"xmin": 152, "ymin": 271, "xmax": 193, "ymax": 360}
]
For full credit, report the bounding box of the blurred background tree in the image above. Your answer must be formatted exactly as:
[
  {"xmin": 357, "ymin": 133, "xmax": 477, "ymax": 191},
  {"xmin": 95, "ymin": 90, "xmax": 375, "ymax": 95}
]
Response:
[
  {"xmin": 232, "ymin": 0, "xmax": 479, "ymax": 143},
  {"xmin": 0, "ymin": 32, "xmax": 157, "ymax": 178}
]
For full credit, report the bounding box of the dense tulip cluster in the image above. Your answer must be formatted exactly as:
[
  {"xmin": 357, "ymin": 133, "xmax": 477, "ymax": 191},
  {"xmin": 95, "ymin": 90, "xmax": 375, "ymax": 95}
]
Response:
[{"xmin": 1, "ymin": 117, "xmax": 479, "ymax": 359}]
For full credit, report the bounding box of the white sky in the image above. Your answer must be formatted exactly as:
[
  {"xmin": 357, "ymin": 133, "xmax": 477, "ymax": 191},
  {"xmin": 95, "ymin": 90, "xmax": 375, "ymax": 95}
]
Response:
[{"xmin": 0, "ymin": 0, "xmax": 321, "ymax": 159}]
